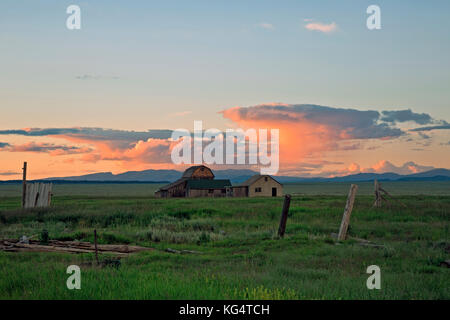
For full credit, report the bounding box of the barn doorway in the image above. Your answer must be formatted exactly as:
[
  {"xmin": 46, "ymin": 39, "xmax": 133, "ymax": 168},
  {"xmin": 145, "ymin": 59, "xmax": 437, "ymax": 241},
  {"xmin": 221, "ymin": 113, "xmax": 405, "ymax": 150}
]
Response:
[{"xmin": 272, "ymin": 188, "xmax": 277, "ymax": 197}]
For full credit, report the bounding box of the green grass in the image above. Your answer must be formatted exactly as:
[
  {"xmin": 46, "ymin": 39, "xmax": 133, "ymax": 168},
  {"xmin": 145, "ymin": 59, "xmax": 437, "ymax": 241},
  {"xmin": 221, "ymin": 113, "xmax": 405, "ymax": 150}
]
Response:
[
  {"xmin": 1, "ymin": 180, "xmax": 449, "ymax": 198},
  {"xmin": 0, "ymin": 183, "xmax": 449, "ymax": 299}
]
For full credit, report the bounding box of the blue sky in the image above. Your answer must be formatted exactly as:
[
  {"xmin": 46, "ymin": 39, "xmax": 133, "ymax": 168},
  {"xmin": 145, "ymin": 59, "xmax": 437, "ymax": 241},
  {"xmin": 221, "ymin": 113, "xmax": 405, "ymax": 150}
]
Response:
[{"xmin": 1, "ymin": 1, "xmax": 449, "ymax": 129}]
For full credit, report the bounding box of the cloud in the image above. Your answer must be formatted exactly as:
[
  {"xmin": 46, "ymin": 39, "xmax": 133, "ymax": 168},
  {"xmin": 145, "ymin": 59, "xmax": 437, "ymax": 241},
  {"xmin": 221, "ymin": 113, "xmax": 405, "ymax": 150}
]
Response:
[
  {"xmin": 336, "ymin": 142, "xmax": 362, "ymax": 151},
  {"xmin": 169, "ymin": 111, "xmax": 192, "ymax": 117},
  {"xmin": 410, "ymin": 124, "xmax": 450, "ymax": 132},
  {"xmin": 72, "ymin": 138, "xmax": 174, "ymax": 165},
  {"xmin": 381, "ymin": 109, "xmax": 434, "ymax": 125},
  {"xmin": 221, "ymin": 103, "xmax": 407, "ymax": 166},
  {"xmin": 0, "ymin": 170, "xmax": 21, "ymax": 176},
  {"xmin": 1, "ymin": 104, "xmax": 447, "ymax": 173},
  {"xmin": 418, "ymin": 132, "xmax": 431, "ymax": 139},
  {"xmin": 222, "ymin": 104, "xmax": 404, "ymax": 139},
  {"xmin": 75, "ymin": 74, "xmax": 119, "ymax": 80},
  {"xmin": 220, "ymin": 103, "xmax": 450, "ymax": 166},
  {"xmin": 0, "ymin": 128, "xmax": 173, "ymax": 149},
  {"xmin": 0, "ymin": 127, "xmax": 177, "ymax": 168},
  {"xmin": 323, "ymin": 160, "xmax": 436, "ymax": 177},
  {"xmin": 369, "ymin": 160, "xmax": 435, "ymax": 174},
  {"xmin": 0, "ymin": 142, "xmax": 92, "ymax": 155},
  {"xmin": 121, "ymin": 138, "xmax": 173, "ymax": 164},
  {"xmin": 257, "ymin": 23, "xmax": 274, "ymax": 30},
  {"xmin": 305, "ymin": 22, "xmax": 337, "ymax": 33}
]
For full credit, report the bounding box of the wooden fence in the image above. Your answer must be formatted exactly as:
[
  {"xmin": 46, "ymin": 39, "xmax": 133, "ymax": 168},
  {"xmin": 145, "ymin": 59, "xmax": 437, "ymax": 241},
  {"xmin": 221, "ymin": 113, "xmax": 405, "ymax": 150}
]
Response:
[{"xmin": 24, "ymin": 182, "xmax": 53, "ymax": 208}]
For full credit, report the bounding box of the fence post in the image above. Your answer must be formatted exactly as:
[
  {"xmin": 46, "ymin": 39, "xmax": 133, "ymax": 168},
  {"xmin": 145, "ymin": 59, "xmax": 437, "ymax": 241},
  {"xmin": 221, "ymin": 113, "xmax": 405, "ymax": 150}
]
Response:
[
  {"xmin": 22, "ymin": 162, "xmax": 27, "ymax": 208},
  {"xmin": 94, "ymin": 229, "xmax": 99, "ymax": 265},
  {"xmin": 278, "ymin": 194, "xmax": 291, "ymax": 237},
  {"xmin": 374, "ymin": 179, "xmax": 381, "ymax": 207},
  {"xmin": 338, "ymin": 184, "xmax": 358, "ymax": 241}
]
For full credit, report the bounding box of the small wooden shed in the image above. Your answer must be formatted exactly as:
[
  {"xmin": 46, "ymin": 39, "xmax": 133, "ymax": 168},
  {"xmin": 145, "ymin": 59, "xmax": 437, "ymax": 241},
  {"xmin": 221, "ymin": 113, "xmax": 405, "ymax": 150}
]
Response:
[{"xmin": 232, "ymin": 175, "xmax": 283, "ymax": 197}]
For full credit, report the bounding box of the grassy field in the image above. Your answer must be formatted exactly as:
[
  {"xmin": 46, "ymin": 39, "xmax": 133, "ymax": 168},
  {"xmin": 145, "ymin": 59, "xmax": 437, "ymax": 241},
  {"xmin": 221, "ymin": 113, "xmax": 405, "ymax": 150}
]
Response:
[
  {"xmin": 1, "ymin": 180, "xmax": 450, "ymax": 197},
  {"xmin": 0, "ymin": 182, "xmax": 449, "ymax": 299}
]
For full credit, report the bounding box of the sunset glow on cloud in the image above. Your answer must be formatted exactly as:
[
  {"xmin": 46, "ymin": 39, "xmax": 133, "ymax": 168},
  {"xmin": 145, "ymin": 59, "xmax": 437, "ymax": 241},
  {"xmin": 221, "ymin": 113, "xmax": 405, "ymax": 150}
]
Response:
[
  {"xmin": 220, "ymin": 103, "xmax": 447, "ymax": 172},
  {"xmin": 1, "ymin": 103, "xmax": 449, "ymax": 179}
]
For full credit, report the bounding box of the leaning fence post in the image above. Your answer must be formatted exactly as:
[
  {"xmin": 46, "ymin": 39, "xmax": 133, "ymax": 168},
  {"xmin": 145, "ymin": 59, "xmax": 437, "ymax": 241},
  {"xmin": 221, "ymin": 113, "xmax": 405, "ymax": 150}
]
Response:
[
  {"xmin": 278, "ymin": 194, "xmax": 291, "ymax": 237},
  {"xmin": 338, "ymin": 184, "xmax": 358, "ymax": 241},
  {"xmin": 373, "ymin": 179, "xmax": 381, "ymax": 208}
]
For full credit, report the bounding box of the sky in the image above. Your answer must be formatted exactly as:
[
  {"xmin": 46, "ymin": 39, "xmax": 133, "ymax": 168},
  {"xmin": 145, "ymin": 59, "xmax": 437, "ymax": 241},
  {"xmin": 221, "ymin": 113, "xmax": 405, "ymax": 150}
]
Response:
[{"xmin": 0, "ymin": 0, "xmax": 449, "ymax": 179}]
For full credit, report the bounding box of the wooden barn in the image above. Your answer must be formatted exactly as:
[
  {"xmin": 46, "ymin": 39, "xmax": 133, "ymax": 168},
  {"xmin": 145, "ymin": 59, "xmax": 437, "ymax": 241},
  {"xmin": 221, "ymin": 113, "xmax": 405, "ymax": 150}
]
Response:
[
  {"xmin": 231, "ymin": 175, "xmax": 283, "ymax": 197},
  {"xmin": 155, "ymin": 165, "xmax": 231, "ymax": 198}
]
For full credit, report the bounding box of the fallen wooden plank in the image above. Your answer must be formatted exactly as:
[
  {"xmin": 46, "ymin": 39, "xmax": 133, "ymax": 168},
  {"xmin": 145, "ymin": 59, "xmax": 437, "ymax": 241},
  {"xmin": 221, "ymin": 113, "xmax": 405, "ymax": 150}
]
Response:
[
  {"xmin": 4, "ymin": 239, "xmax": 152, "ymax": 252},
  {"xmin": 0, "ymin": 239, "xmax": 153, "ymax": 255},
  {"xmin": 165, "ymin": 248, "xmax": 202, "ymax": 254}
]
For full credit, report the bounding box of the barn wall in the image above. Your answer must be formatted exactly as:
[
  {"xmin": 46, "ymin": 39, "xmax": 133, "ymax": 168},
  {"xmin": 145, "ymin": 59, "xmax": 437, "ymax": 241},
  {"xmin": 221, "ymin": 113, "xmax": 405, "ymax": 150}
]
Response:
[
  {"xmin": 167, "ymin": 182, "xmax": 187, "ymax": 197},
  {"xmin": 188, "ymin": 188, "xmax": 227, "ymax": 198},
  {"xmin": 248, "ymin": 177, "xmax": 283, "ymax": 197},
  {"xmin": 231, "ymin": 186, "xmax": 248, "ymax": 197}
]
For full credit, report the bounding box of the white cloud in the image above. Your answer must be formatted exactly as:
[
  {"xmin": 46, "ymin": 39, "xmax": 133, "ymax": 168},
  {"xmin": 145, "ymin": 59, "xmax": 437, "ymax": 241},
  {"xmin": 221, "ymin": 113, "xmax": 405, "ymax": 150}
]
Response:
[
  {"xmin": 169, "ymin": 111, "xmax": 192, "ymax": 117},
  {"xmin": 304, "ymin": 22, "xmax": 337, "ymax": 33},
  {"xmin": 257, "ymin": 23, "xmax": 274, "ymax": 30}
]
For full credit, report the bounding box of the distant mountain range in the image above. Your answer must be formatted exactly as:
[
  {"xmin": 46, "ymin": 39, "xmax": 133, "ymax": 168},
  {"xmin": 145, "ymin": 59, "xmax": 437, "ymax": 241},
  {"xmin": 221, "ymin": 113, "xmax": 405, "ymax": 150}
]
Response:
[{"xmin": 2, "ymin": 168, "xmax": 449, "ymax": 184}]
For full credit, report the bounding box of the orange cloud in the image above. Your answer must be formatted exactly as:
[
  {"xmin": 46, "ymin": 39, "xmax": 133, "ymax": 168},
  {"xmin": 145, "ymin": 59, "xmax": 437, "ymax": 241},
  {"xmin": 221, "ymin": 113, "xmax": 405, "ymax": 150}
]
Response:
[
  {"xmin": 368, "ymin": 160, "xmax": 435, "ymax": 175},
  {"xmin": 0, "ymin": 104, "xmax": 446, "ymax": 177},
  {"xmin": 221, "ymin": 104, "xmax": 404, "ymax": 166},
  {"xmin": 0, "ymin": 128, "xmax": 176, "ymax": 171},
  {"xmin": 322, "ymin": 160, "xmax": 437, "ymax": 177},
  {"xmin": 67, "ymin": 138, "xmax": 174, "ymax": 169}
]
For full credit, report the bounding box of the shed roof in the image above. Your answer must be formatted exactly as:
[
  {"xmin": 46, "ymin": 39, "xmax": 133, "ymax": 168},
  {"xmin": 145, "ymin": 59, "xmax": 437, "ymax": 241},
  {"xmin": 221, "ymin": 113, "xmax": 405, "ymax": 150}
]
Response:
[
  {"xmin": 237, "ymin": 175, "xmax": 282, "ymax": 187},
  {"xmin": 186, "ymin": 179, "xmax": 231, "ymax": 189}
]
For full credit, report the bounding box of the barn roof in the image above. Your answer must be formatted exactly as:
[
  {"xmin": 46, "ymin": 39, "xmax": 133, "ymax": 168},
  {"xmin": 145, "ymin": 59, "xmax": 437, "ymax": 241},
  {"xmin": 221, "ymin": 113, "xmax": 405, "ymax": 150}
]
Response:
[
  {"xmin": 182, "ymin": 165, "xmax": 214, "ymax": 179},
  {"xmin": 186, "ymin": 179, "xmax": 231, "ymax": 189},
  {"xmin": 237, "ymin": 175, "xmax": 282, "ymax": 187},
  {"xmin": 157, "ymin": 178, "xmax": 187, "ymax": 191}
]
